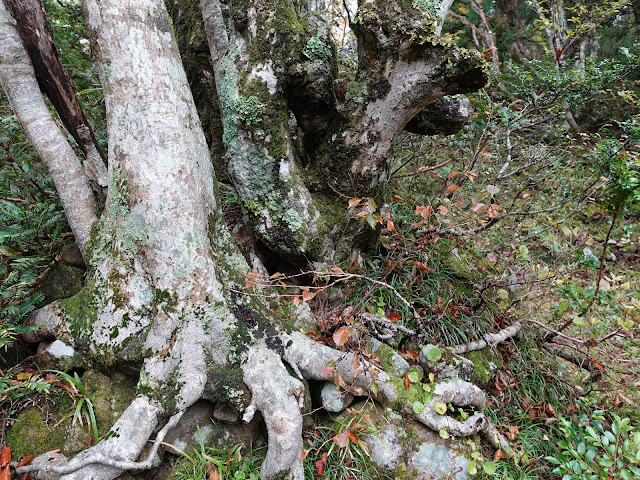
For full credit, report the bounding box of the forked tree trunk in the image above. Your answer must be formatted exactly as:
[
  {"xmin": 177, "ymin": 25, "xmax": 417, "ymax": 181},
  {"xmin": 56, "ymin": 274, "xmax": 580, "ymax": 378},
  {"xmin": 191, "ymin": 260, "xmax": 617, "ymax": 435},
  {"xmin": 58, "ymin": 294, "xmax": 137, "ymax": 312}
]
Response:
[
  {"xmin": 2, "ymin": 1, "xmax": 506, "ymax": 479},
  {"xmin": 171, "ymin": 0, "xmax": 486, "ymax": 266}
]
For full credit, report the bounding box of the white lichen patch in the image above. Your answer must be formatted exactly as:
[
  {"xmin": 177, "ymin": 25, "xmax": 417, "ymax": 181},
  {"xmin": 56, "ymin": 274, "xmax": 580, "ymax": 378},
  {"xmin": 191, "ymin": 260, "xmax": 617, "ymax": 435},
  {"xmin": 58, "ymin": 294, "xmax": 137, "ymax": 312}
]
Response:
[{"xmin": 247, "ymin": 61, "xmax": 278, "ymax": 95}]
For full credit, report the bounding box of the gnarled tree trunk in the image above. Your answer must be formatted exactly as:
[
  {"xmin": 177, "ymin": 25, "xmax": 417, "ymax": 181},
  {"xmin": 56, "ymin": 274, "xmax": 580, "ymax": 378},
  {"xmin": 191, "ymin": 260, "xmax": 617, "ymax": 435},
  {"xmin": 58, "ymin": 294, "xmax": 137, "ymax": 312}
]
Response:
[
  {"xmin": 1, "ymin": 1, "xmax": 505, "ymax": 479},
  {"xmin": 172, "ymin": 0, "xmax": 486, "ymax": 266}
]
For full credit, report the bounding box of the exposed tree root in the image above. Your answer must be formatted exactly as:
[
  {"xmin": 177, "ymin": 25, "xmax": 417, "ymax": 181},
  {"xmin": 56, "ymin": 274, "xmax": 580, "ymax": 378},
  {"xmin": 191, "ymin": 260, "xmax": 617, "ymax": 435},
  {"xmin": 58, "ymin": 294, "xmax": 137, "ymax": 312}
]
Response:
[
  {"xmin": 17, "ymin": 396, "xmax": 165, "ymax": 480},
  {"xmin": 283, "ymin": 331, "xmax": 511, "ymax": 451},
  {"xmin": 242, "ymin": 342, "xmax": 305, "ymax": 479},
  {"xmin": 449, "ymin": 322, "xmax": 523, "ymax": 354}
]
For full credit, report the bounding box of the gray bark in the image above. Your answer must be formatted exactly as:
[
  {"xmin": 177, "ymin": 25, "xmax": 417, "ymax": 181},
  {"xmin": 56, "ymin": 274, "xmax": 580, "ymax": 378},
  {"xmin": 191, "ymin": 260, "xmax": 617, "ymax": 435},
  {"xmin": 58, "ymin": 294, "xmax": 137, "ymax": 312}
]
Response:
[
  {"xmin": 194, "ymin": 0, "xmax": 486, "ymax": 265},
  {"xmin": 0, "ymin": 2, "xmax": 98, "ymax": 257}
]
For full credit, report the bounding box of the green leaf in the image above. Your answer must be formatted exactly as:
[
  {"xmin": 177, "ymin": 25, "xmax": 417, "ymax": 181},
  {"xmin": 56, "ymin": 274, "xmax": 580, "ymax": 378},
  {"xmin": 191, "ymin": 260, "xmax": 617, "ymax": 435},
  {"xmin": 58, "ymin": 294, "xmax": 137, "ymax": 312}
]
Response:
[
  {"xmin": 412, "ymin": 401, "xmax": 425, "ymax": 414},
  {"xmin": 598, "ymin": 456, "xmax": 613, "ymax": 467},
  {"xmin": 426, "ymin": 347, "xmax": 442, "ymax": 362},
  {"xmin": 467, "ymin": 460, "xmax": 478, "ymax": 475},
  {"xmin": 482, "ymin": 461, "xmax": 497, "ymax": 474},
  {"xmin": 434, "ymin": 402, "xmax": 447, "ymax": 415}
]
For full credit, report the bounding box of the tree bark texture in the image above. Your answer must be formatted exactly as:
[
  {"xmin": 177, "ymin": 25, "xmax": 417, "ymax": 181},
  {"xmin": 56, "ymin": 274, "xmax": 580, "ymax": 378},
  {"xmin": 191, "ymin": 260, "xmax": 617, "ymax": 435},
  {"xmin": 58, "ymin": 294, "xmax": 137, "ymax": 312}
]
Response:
[
  {"xmin": 2, "ymin": 0, "xmax": 108, "ymax": 187},
  {"xmin": 170, "ymin": 0, "xmax": 487, "ymax": 266},
  {"xmin": 0, "ymin": 1, "xmax": 97, "ymax": 256}
]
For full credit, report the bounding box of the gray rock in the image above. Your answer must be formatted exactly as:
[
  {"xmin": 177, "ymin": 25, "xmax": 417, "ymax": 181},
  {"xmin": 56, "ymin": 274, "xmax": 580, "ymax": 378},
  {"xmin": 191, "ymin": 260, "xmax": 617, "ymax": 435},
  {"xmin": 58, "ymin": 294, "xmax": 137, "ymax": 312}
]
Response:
[
  {"xmin": 163, "ymin": 400, "xmax": 264, "ymax": 456},
  {"xmin": 163, "ymin": 400, "xmax": 216, "ymax": 454},
  {"xmin": 367, "ymin": 425, "xmax": 403, "ymax": 471},
  {"xmin": 332, "ymin": 400, "xmax": 475, "ymax": 480},
  {"xmin": 320, "ymin": 382, "xmax": 354, "ymax": 412},
  {"xmin": 35, "ymin": 340, "xmax": 76, "ymax": 370},
  {"xmin": 60, "ymin": 243, "xmax": 85, "ymax": 268},
  {"xmin": 412, "ymin": 442, "xmax": 471, "ymax": 480},
  {"xmin": 48, "ymin": 339, "xmax": 75, "ymax": 358},
  {"xmin": 213, "ymin": 403, "xmax": 240, "ymax": 424}
]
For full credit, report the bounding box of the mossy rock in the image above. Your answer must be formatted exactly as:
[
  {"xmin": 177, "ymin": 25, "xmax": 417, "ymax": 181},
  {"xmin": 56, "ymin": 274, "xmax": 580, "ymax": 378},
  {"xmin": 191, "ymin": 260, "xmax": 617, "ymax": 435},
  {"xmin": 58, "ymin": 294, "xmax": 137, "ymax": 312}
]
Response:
[
  {"xmin": 5, "ymin": 408, "xmax": 70, "ymax": 460},
  {"xmin": 34, "ymin": 263, "xmax": 85, "ymax": 308},
  {"xmin": 464, "ymin": 349, "xmax": 503, "ymax": 388},
  {"xmin": 5, "ymin": 370, "xmax": 136, "ymax": 459}
]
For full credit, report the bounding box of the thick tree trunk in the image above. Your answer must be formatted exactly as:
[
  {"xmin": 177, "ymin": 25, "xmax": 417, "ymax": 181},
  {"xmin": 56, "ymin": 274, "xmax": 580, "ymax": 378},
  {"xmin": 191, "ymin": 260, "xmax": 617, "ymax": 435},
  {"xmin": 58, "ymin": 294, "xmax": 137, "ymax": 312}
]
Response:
[
  {"xmin": 6, "ymin": 1, "xmax": 507, "ymax": 479},
  {"xmin": 170, "ymin": 0, "xmax": 487, "ymax": 266}
]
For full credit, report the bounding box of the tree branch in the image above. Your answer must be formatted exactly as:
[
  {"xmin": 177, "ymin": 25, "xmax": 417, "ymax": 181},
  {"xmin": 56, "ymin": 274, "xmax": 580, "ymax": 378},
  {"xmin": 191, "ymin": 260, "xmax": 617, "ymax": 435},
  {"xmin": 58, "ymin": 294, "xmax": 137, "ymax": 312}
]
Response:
[{"xmin": 0, "ymin": 1, "xmax": 98, "ymax": 257}]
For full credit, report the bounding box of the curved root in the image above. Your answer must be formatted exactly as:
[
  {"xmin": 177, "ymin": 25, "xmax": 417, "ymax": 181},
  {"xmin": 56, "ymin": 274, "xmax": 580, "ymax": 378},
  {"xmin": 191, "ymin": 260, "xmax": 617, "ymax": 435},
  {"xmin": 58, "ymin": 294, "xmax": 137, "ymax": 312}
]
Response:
[
  {"xmin": 17, "ymin": 396, "xmax": 165, "ymax": 480},
  {"xmin": 283, "ymin": 332, "xmax": 510, "ymax": 451},
  {"xmin": 242, "ymin": 341, "xmax": 305, "ymax": 480}
]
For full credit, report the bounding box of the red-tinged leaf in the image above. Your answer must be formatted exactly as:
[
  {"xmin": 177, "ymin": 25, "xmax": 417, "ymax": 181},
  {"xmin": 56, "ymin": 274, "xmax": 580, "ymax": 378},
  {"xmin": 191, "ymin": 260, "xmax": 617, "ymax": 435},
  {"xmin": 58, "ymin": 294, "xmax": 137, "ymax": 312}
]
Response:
[
  {"xmin": 301, "ymin": 449, "xmax": 310, "ymax": 460},
  {"xmin": 415, "ymin": 205, "xmax": 432, "ymax": 219},
  {"xmin": 388, "ymin": 313, "xmax": 402, "ymax": 322},
  {"xmin": 330, "ymin": 266, "xmax": 345, "ymax": 274},
  {"xmin": 333, "ymin": 326, "xmax": 353, "ymax": 346},
  {"xmin": 588, "ymin": 358, "xmax": 604, "ymax": 370},
  {"xmin": 302, "ymin": 289, "xmax": 315, "ymax": 302},
  {"xmin": 404, "ymin": 374, "xmax": 410, "ymax": 390},
  {"xmin": 447, "ymin": 171, "xmax": 460, "ymax": 179},
  {"xmin": 544, "ymin": 417, "xmax": 558, "ymax": 425},
  {"xmin": 320, "ymin": 367, "xmax": 335, "ymax": 375},
  {"xmin": 0, "ymin": 465, "xmax": 10, "ymax": 480},
  {"xmin": 246, "ymin": 272, "xmax": 262, "ymax": 280},
  {"xmin": 356, "ymin": 210, "xmax": 368, "ymax": 218},
  {"xmin": 463, "ymin": 171, "xmax": 477, "ymax": 182},
  {"xmin": 347, "ymin": 429, "xmax": 359, "ymax": 444},
  {"xmin": 348, "ymin": 198, "xmax": 361, "ymax": 209},
  {"xmin": 413, "ymin": 260, "xmax": 430, "ymax": 274},
  {"xmin": 438, "ymin": 205, "xmax": 449, "ymax": 215},
  {"xmin": 292, "ymin": 296, "xmax": 300, "ymax": 307},
  {"xmin": 333, "ymin": 431, "xmax": 349, "ymax": 448},
  {"xmin": 244, "ymin": 280, "xmax": 256, "ymax": 289},
  {"xmin": 391, "ymin": 195, "xmax": 404, "ymax": 203},
  {"xmin": 522, "ymin": 193, "xmax": 530, "ymax": 199},
  {"xmin": 386, "ymin": 219, "xmax": 395, "ymax": 231},
  {"xmin": 334, "ymin": 372, "xmax": 346, "ymax": 389},
  {"xmin": 446, "ymin": 184, "xmax": 458, "ymax": 193},
  {"xmin": 316, "ymin": 454, "xmax": 326, "ymax": 475},
  {"xmin": 612, "ymin": 392, "xmax": 623, "ymax": 408},
  {"xmin": 494, "ymin": 449, "xmax": 505, "ymax": 462},
  {"xmin": 487, "ymin": 204, "xmax": 500, "ymax": 218},
  {"xmin": 403, "ymin": 350, "xmax": 419, "ymax": 360},
  {"xmin": 269, "ymin": 272, "xmax": 284, "ymax": 279},
  {"xmin": 0, "ymin": 445, "xmax": 10, "ymax": 467},
  {"xmin": 471, "ymin": 203, "xmax": 485, "ymax": 213},
  {"xmin": 16, "ymin": 455, "xmax": 34, "ymax": 468}
]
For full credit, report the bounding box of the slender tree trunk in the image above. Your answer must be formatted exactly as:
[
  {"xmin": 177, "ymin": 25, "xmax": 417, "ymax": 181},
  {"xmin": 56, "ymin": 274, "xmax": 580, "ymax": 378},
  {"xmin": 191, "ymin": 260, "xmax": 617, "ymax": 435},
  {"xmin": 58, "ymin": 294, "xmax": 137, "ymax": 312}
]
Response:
[{"xmin": 0, "ymin": 1, "xmax": 97, "ymax": 256}]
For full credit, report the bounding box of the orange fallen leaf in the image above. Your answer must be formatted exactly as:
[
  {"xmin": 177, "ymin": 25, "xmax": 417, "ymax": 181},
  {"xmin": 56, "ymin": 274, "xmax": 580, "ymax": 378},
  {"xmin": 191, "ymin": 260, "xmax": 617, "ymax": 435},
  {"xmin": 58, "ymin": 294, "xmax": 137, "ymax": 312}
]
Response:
[
  {"xmin": 0, "ymin": 445, "xmax": 10, "ymax": 467},
  {"xmin": 348, "ymin": 198, "xmax": 361, "ymax": 209},
  {"xmin": 333, "ymin": 326, "xmax": 353, "ymax": 347},
  {"xmin": 333, "ymin": 431, "xmax": 349, "ymax": 448}
]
